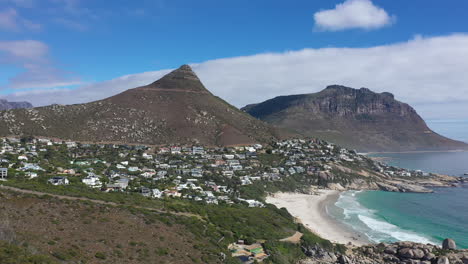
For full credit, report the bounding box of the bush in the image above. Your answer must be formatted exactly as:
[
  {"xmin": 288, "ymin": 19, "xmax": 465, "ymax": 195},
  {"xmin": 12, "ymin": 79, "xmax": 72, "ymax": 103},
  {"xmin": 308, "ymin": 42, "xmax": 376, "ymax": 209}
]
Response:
[{"xmin": 94, "ymin": 252, "xmax": 106, "ymax": 259}]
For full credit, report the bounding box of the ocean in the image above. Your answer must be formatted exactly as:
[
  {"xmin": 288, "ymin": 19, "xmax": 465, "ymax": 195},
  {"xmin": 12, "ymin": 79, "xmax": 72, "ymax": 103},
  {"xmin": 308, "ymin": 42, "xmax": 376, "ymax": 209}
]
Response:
[{"xmin": 327, "ymin": 120, "xmax": 468, "ymax": 248}]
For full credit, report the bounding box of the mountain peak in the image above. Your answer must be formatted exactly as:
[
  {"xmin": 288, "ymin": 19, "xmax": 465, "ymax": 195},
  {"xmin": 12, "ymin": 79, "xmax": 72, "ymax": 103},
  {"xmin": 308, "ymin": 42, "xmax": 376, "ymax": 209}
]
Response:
[
  {"xmin": 145, "ymin": 64, "xmax": 207, "ymax": 92},
  {"xmin": 0, "ymin": 99, "xmax": 33, "ymax": 111}
]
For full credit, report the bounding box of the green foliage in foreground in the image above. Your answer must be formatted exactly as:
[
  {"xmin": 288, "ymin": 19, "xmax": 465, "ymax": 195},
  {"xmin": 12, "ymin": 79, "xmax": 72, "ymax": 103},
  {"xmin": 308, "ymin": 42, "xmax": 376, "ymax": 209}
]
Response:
[
  {"xmin": 0, "ymin": 242, "xmax": 57, "ymax": 264},
  {"xmin": 3, "ymin": 177, "xmax": 344, "ymax": 263}
]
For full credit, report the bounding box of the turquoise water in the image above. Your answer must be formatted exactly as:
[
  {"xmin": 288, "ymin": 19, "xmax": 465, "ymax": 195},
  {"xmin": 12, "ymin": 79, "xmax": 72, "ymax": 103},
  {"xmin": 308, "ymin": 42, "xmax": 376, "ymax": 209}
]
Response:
[{"xmin": 329, "ymin": 151, "xmax": 468, "ymax": 248}]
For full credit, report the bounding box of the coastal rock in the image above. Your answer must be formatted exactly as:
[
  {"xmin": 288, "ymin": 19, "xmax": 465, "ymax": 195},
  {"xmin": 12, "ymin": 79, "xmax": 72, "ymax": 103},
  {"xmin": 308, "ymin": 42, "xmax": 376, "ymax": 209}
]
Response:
[
  {"xmin": 442, "ymin": 238, "xmax": 456, "ymax": 250},
  {"xmin": 396, "ymin": 183, "xmax": 433, "ymax": 193},
  {"xmin": 461, "ymin": 256, "xmax": 468, "ymax": 264},
  {"xmin": 412, "ymin": 249, "xmax": 425, "ymax": 259},
  {"xmin": 327, "ymin": 183, "xmax": 346, "ymax": 191},
  {"xmin": 436, "ymin": 256, "xmax": 450, "ymax": 264},
  {"xmin": 422, "ymin": 253, "xmax": 435, "ymax": 260},
  {"xmin": 377, "ymin": 183, "xmax": 400, "ymax": 192},
  {"xmin": 377, "ymin": 182, "xmax": 434, "ymax": 193},
  {"xmin": 337, "ymin": 255, "xmax": 352, "ymax": 264},
  {"xmin": 399, "ymin": 248, "xmax": 415, "ymax": 259},
  {"xmin": 385, "ymin": 246, "xmax": 398, "ymax": 255}
]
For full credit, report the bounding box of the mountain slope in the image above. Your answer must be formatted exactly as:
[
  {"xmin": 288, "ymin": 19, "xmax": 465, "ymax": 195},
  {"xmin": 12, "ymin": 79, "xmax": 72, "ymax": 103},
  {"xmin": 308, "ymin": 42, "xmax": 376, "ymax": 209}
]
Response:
[
  {"xmin": 0, "ymin": 65, "xmax": 283, "ymax": 146},
  {"xmin": 0, "ymin": 99, "xmax": 32, "ymax": 111},
  {"xmin": 242, "ymin": 85, "xmax": 468, "ymax": 152}
]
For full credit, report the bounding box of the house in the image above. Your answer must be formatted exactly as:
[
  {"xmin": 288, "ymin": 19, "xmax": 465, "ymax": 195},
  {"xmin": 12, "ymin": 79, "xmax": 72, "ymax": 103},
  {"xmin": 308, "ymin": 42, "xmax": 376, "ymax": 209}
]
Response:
[
  {"xmin": 228, "ymin": 242, "xmax": 269, "ymax": 263},
  {"xmin": 231, "ymin": 165, "xmax": 243, "ymax": 171},
  {"xmin": 82, "ymin": 174, "xmax": 102, "ymax": 188},
  {"xmin": 158, "ymin": 147, "xmax": 170, "ymax": 154},
  {"xmin": 164, "ymin": 189, "xmax": 182, "ymax": 198},
  {"xmin": 65, "ymin": 141, "xmax": 77, "ymax": 148},
  {"xmin": 142, "ymin": 153, "xmax": 153, "ymax": 160},
  {"xmin": 191, "ymin": 168, "xmax": 203, "ymax": 177},
  {"xmin": 171, "ymin": 146, "xmax": 181, "ymax": 154},
  {"xmin": 63, "ymin": 169, "xmax": 76, "ymax": 175},
  {"xmin": 192, "ymin": 146, "xmax": 205, "ymax": 155},
  {"xmin": 107, "ymin": 178, "xmax": 129, "ymax": 190},
  {"xmin": 21, "ymin": 163, "xmax": 44, "ymax": 171},
  {"xmin": 140, "ymin": 187, "xmax": 152, "ymax": 197},
  {"xmin": 0, "ymin": 168, "xmax": 7, "ymax": 179},
  {"xmin": 238, "ymin": 198, "xmax": 264, "ymax": 208},
  {"xmin": 48, "ymin": 176, "xmax": 69, "ymax": 186},
  {"xmin": 222, "ymin": 170, "xmax": 234, "ymax": 178},
  {"xmin": 141, "ymin": 171, "xmax": 155, "ymax": 178},
  {"xmin": 152, "ymin": 189, "xmax": 163, "ymax": 198},
  {"xmin": 128, "ymin": 166, "xmax": 139, "ymax": 172},
  {"xmin": 25, "ymin": 171, "xmax": 38, "ymax": 179}
]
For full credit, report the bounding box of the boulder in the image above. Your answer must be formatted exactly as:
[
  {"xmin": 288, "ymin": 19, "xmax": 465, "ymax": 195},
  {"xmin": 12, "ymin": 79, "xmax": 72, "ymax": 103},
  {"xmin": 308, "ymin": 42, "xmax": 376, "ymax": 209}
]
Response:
[
  {"xmin": 436, "ymin": 256, "xmax": 449, "ymax": 264},
  {"xmin": 422, "ymin": 253, "xmax": 435, "ymax": 261},
  {"xmin": 337, "ymin": 255, "xmax": 352, "ymax": 264},
  {"xmin": 399, "ymin": 248, "xmax": 415, "ymax": 259},
  {"xmin": 461, "ymin": 256, "xmax": 468, "ymax": 264},
  {"xmin": 384, "ymin": 247, "xmax": 398, "ymax": 255},
  {"xmin": 442, "ymin": 238, "xmax": 456, "ymax": 250},
  {"xmin": 412, "ymin": 249, "xmax": 425, "ymax": 259}
]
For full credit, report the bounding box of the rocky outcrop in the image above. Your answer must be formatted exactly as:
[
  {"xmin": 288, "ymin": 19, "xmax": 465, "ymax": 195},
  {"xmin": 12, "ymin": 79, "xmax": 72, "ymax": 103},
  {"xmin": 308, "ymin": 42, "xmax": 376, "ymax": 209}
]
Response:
[
  {"xmin": 443, "ymin": 239, "xmax": 457, "ymax": 250},
  {"xmin": 0, "ymin": 99, "xmax": 32, "ymax": 111},
  {"xmin": 377, "ymin": 182, "xmax": 434, "ymax": 193},
  {"xmin": 243, "ymin": 85, "xmax": 468, "ymax": 152},
  {"xmin": 301, "ymin": 239, "xmax": 467, "ymax": 264}
]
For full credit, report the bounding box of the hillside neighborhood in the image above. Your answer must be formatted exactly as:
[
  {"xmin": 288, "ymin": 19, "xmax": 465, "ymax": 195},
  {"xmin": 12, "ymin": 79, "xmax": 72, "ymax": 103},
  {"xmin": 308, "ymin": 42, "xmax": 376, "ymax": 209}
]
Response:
[{"xmin": 0, "ymin": 136, "xmax": 449, "ymax": 206}]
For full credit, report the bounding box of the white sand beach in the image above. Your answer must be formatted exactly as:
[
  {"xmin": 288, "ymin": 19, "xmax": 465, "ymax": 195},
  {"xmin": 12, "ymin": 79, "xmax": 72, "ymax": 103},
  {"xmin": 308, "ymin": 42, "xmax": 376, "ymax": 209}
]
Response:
[{"xmin": 266, "ymin": 190, "xmax": 369, "ymax": 246}]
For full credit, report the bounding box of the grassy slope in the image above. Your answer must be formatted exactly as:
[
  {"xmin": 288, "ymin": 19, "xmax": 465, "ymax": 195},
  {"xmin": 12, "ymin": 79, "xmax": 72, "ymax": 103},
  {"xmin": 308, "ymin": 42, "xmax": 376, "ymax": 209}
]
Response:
[{"xmin": 0, "ymin": 177, "xmax": 338, "ymax": 264}]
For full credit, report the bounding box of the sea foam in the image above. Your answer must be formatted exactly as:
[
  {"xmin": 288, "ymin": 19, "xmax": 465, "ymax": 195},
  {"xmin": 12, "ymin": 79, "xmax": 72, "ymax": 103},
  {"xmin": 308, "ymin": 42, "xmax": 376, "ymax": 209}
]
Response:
[{"xmin": 333, "ymin": 191, "xmax": 436, "ymax": 244}]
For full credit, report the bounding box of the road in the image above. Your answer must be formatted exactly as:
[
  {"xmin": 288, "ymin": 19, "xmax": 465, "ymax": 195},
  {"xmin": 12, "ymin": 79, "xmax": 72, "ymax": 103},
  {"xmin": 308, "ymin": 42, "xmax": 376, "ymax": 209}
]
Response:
[{"xmin": 0, "ymin": 185, "xmax": 201, "ymax": 219}]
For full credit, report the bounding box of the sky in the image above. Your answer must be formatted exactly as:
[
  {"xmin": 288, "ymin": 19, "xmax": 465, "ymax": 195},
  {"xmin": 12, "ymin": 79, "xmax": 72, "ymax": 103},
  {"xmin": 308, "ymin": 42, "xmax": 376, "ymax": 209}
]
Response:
[{"xmin": 1, "ymin": 0, "xmax": 468, "ymax": 121}]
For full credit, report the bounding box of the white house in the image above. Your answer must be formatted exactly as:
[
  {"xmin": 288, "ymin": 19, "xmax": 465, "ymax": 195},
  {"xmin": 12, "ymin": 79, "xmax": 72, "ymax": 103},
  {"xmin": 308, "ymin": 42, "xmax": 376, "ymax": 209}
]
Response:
[
  {"xmin": 0, "ymin": 168, "xmax": 7, "ymax": 179},
  {"xmin": 25, "ymin": 171, "xmax": 38, "ymax": 179},
  {"xmin": 48, "ymin": 177, "xmax": 69, "ymax": 186},
  {"xmin": 82, "ymin": 174, "xmax": 102, "ymax": 188},
  {"xmin": 152, "ymin": 189, "xmax": 163, "ymax": 198}
]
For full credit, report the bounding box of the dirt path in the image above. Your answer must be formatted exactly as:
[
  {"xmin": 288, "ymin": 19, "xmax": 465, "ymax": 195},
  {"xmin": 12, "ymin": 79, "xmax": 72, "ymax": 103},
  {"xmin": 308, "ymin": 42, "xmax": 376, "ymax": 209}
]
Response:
[
  {"xmin": 0, "ymin": 185, "xmax": 201, "ymax": 219},
  {"xmin": 279, "ymin": 231, "xmax": 303, "ymax": 244}
]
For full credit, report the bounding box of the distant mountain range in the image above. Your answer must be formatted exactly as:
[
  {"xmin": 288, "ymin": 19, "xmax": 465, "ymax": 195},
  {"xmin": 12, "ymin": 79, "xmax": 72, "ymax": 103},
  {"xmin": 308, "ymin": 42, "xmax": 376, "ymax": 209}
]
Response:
[
  {"xmin": 0, "ymin": 65, "xmax": 286, "ymax": 146},
  {"xmin": 242, "ymin": 85, "xmax": 468, "ymax": 152},
  {"xmin": 0, "ymin": 99, "xmax": 32, "ymax": 111},
  {"xmin": 0, "ymin": 69, "xmax": 465, "ymax": 151}
]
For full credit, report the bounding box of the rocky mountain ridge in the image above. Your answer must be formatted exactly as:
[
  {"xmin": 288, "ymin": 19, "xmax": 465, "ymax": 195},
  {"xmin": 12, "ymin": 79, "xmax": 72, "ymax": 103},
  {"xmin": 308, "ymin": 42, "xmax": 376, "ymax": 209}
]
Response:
[
  {"xmin": 242, "ymin": 85, "xmax": 468, "ymax": 152},
  {"xmin": 0, "ymin": 99, "xmax": 32, "ymax": 111},
  {"xmin": 0, "ymin": 65, "xmax": 286, "ymax": 146}
]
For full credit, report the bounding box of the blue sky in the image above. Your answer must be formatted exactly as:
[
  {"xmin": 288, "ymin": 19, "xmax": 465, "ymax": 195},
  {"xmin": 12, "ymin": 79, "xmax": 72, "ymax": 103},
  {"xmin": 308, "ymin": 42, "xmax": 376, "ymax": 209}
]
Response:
[{"xmin": 1, "ymin": 0, "xmax": 468, "ymax": 121}]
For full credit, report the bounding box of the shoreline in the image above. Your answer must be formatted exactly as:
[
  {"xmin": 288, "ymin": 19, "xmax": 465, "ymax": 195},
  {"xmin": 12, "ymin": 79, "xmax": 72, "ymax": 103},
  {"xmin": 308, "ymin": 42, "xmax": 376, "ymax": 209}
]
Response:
[
  {"xmin": 266, "ymin": 190, "xmax": 370, "ymax": 246},
  {"xmin": 362, "ymin": 149, "xmax": 468, "ymax": 155}
]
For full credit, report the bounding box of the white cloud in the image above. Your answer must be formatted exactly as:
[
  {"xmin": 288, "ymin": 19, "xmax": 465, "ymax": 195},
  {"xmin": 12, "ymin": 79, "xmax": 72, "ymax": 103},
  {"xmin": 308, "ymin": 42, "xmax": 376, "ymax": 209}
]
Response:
[
  {"xmin": 0, "ymin": 40, "xmax": 80, "ymax": 89},
  {"xmin": 4, "ymin": 34, "xmax": 468, "ymax": 120},
  {"xmin": 0, "ymin": 8, "xmax": 41, "ymax": 31},
  {"xmin": 314, "ymin": 0, "xmax": 394, "ymax": 31},
  {"xmin": 0, "ymin": 40, "xmax": 47, "ymax": 60}
]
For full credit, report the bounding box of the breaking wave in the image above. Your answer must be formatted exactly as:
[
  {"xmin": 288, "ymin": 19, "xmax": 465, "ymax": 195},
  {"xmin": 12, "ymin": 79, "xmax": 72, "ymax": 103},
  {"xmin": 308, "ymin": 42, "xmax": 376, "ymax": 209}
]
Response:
[{"xmin": 331, "ymin": 191, "xmax": 436, "ymax": 244}]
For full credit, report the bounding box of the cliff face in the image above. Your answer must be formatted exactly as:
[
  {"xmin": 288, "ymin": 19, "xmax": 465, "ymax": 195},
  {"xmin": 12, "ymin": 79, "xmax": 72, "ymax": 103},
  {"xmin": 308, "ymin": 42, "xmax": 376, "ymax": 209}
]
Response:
[
  {"xmin": 0, "ymin": 99, "xmax": 32, "ymax": 111},
  {"xmin": 0, "ymin": 65, "xmax": 285, "ymax": 146},
  {"xmin": 243, "ymin": 85, "xmax": 468, "ymax": 152}
]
